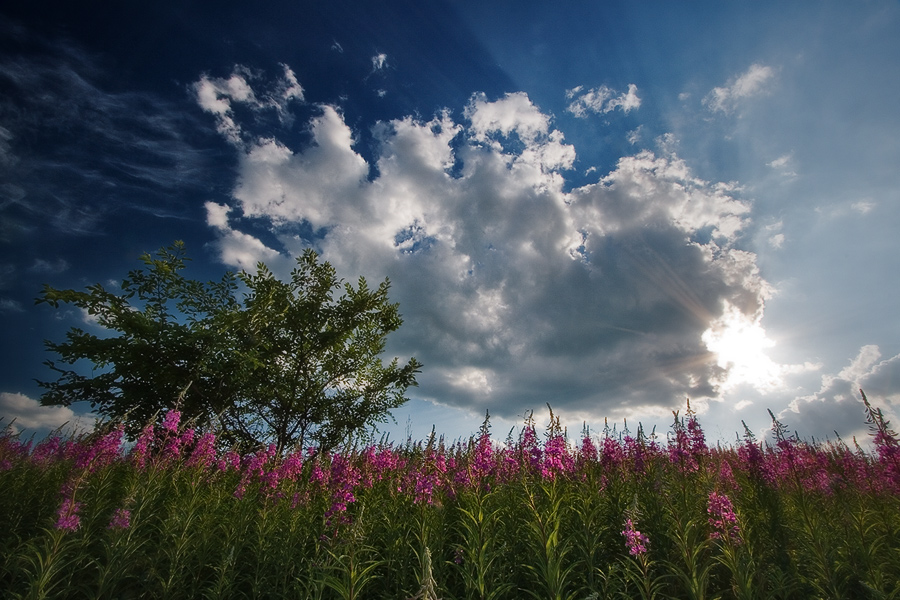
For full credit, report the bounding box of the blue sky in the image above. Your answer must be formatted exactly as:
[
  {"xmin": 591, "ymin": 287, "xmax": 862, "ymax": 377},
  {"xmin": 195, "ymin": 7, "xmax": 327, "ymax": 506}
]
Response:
[{"xmin": 2, "ymin": 0, "xmax": 899, "ymax": 445}]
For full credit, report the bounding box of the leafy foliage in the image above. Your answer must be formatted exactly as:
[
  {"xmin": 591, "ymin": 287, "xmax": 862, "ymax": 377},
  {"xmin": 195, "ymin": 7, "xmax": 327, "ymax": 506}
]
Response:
[
  {"xmin": 36, "ymin": 242, "xmax": 421, "ymax": 452},
  {"xmin": 36, "ymin": 241, "xmax": 242, "ymax": 436},
  {"xmin": 219, "ymin": 249, "xmax": 422, "ymax": 453}
]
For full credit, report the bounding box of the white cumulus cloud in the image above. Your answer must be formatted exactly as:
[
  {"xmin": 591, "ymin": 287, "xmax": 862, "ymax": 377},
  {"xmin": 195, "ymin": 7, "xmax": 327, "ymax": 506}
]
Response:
[
  {"xmin": 0, "ymin": 392, "xmax": 94, "ymax": 434},
  {"xmin": 783, "ymin": 345, "xmax": 900, "ymax": 441},
  {"xmin": 371, "ymin": 53, "xmax": 388, "ymax": 71},
  {"xmin": 197, "ymin": 69, "xmax": 783, "ymax": 426},
  {"xmin": 193, "ymin": 64, "xmax": 304, "ymax": 147},
  {"xmin": 465, "ymin": 92, "xmax": 552, "ymax": 143}
]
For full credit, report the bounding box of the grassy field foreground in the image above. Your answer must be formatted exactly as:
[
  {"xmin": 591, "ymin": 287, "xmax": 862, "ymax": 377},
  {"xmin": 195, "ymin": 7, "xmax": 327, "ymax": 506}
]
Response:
[{"xmin": 1, "ymin": 395, "xmax": 899, "ymax": 599}]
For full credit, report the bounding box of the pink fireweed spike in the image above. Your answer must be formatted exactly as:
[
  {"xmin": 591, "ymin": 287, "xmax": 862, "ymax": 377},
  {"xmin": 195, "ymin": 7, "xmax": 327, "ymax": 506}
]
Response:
[
  {"xmin": 30, "ymin": 436, "xmax": 63, "ymax": 465},
  {"xmin": 107, "ymin": 508, "xmax": 131, "ymax": 530},
  {"xmin": 520, "ymin": 423, "xmax": 542, "ymax": 472},
  {"xmin": 579, "ymin": 434, "xmax": 598, "ymax": 463},
  {"xmin": 186, "ymin": 431, "xmax": 217, "ymax": 469},
  {"xmin": 309, "ymin": 458, "xmax": 328, "ymax": 486},
  {"xmin": 862, "ymin": 389, "xmax": 900, "ymax": 491},
  {"xmin": 541, "ymin": 435, "xmax": 574, "ymax": 480},
  {"xmin": 707, "ymin": 492, "xmax": 741, "ymax": 543},
  {"xmin": 413, "ymin": 470, "xmax": 438, "ymax": 505},
  {"xmin": 161, "ymin": 409, "xmax": 181, "ymax": 433},
  {"xmin": 687, "ymin": 415, "xmax": 708, "ymax": 455},
  {"xmin": 75, "ymin": 425, "xmax": 125, "ymax": 472},
  {"xmin": 717, "ymin": 459, "xmax": 740, "ymax": 493},
  {"xmin": 131, "ymin": 423, "xmax": 155, "ymax": 470},
  {"xmin": 160, "ymin": 426, "xmax": 191, "ymax": 464},
  {"xmin": 234, "ymin": 444, "xmax": 279, "ymax": 499},
  {"xmin": 622, "ymin": 518, "xmax": 650, "ymax": 556},
  {"xmin": 216, "ymin": 450, "xmax": 240, "ymax": 473},
  {"xmin": 55, "ymin": 497, "xmax": 82, "ymax": 532},
  {"xmin": 472, "ymin": 431, "xmax": 494, "ymax": 482},
  {"xmin": 322, "ymin": 453, "xmax": 362, "ymax": 527},
  {"xmin": 624, "ymin": 435, "xmax": 647, "ymax": 474},
  {"xmin": 601, "ymin": 436, "xmax": 624, "ymax": 472},
  {"xmin": 276, "ymin": 450, "xmax": 304, "ymax": 483},
  {"xmin": 0, "ymin": 430, "xmax": 33, "ymax": 469}
]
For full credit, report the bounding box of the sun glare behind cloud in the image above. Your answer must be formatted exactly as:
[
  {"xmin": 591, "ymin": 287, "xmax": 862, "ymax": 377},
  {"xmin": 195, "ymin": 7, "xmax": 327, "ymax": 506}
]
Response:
[{"xmin": 702, "ymin": 302, "xmax": 783, "ymax": 392}]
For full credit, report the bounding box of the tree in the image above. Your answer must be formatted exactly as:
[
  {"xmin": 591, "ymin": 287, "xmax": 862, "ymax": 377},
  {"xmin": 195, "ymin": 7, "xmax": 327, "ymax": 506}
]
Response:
[
  {"xmin": 218, "ymin": 249, "xmax": 422, "ymax": 453},
  {"xmin": 37, "ymin": 242, "xmax": 421, "ymax": 453},
  {"xmin": 36, "ymin": 241, "xmax": 242, "ymax": 437}
]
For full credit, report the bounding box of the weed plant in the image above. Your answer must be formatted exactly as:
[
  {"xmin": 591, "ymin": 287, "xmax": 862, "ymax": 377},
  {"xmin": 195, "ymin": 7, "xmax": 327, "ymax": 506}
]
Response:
[{"xmin": 1, "ymin": 392, "xmax": 899, "ymax": 599}]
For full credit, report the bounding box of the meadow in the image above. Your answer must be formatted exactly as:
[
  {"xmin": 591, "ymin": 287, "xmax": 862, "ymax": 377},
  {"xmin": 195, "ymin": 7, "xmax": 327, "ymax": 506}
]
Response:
[{"xmin": 1, "ymin": 394, "xmax": 898, "ymax": 600}]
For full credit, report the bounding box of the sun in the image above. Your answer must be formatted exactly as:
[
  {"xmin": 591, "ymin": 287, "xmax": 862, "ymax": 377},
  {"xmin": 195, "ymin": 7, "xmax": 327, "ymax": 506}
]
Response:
[{"xmin": 702, "ymin": 302, "xmax": 783, "ymax": 392}]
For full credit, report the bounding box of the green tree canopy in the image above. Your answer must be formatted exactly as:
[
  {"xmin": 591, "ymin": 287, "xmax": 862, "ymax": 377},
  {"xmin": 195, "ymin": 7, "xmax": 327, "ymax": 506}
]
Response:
[{"xmin": 36, "ymin": 242, "xmax": 421, "ymax": 453}]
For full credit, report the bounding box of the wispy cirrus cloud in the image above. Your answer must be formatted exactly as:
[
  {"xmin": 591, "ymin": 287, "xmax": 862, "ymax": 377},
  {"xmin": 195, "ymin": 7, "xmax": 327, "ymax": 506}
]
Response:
[
  {"xmin": 197, "ymin": 66, "xmax": 782, "ymax": 427},
  {"xmin": 565, "ymin": 84, "xmax": 641, "ymax": 118},
  {"xmin": 767, "ymin": 152, "xmax": 797, "ymax": 177},
  {"xmin": 704, "ymin": 64, "xmax": 776, "ymax": 113},
  {"xmin": 0, "ymin": 298, "xmax": 24, "ymax": 313},
  {"xmin": 851, "ymin": 201, "xmax": 875, "ymax": 215},
  {"xmin": 0, "ymin": 19, "xmax": 218, "ymax": 237},
  {"xmin": 28, "ymin": 258, "xmax": 69, "ymax": 274},
  {"xmin": 764, "ymin": 221, "xmax": 785, "ymax": 249}
]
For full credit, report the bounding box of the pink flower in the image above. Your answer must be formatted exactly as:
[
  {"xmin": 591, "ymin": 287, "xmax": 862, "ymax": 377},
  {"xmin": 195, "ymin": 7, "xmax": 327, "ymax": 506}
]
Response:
[
  {"xmin": 310, "ymin": 459, "xmax": 328, "ymax": 485},
  {"xmin": 216, "ymin": 450, "xmax": 240, "ymax": 472},
  {"xmin": 161, "ymin": 410, "xmax": 181, "ymax": 433},
  {"xmin": 30, "ymin": 436, "xmax": 63, "ymax": 465},
  {"xmin": 180, "ymin": 428, "xmax": 196, "ymax": 447},
  {"xmin": 668, "ymin": 414, "xmax": 708, "ymax": 473},
  {"xmin": 324, "ymin": 454, "xmax": 361, "ymax": 526},
  {"xmin": 277, "ymin": 450, "xmax": 304, "ymax": 483},
  {"xmin": 687, "ymin": 416, "xmax": 708, "ymax": 454},
  {"xmin": 186, "ymin": 431, "xmax": 217, "ymax": 469},
  {"xmin": 520, "ymin": 425, "xmax": 542, "ymax": 471},
  {"xmin": 601, "ymin": 436, "xmax": 623, "ymax": 471},
  {"xmin": 541, "ymin": 435, "xmax": 574, "ymax": 480},
  {"xmin": 73, "ymin": 425, "xmax": 125, "ymax": 472},
  {"xmin": 717, "ymin": 459, "xmax": 740, "ymax": 492},
  {"xmin": 234, "ymin": 444, "xmax": 279, "ymax": 499},
  {"xmin": 737, "ymin": 427, "xmax": 773, "ymax": 484},
  {"xmin": 579, "ymin": 435, "xmax": 598, "ymax": 463},
  {"xmin": 131, "ymin": 423, "xmax": 155, "ymax": 470},
  {"xmin": 624, "ymin": 435, "xmax": 646, "ymax": 473},
  {"xmin": 0, "ymin": 433, "xmax": 32, "ymax": 468},
  {"xmin": 413, "ymin": 470, "xmax": 437, "ymax": 505},
  {"xmin": 472, "ymin": 432, "xmax": 494, "ymax": 481},
  {"xmin": 622, "ymin": 518, "xmax": 649, "ymax": 556},
  {"xmin": 55, "ymin": 497, "xmax": 82, "ymax": 532},
  {"xmin": 373, "ymin": 447, "xmax": 400, "ymax": 479},
  {"xmin": 707, "ymin": 492, "xmax": 741, "ymax": 543},
  {"xmin": 161, "ymin": 426, "xmax": 189, "ymax": 464},
  {"xmin": 108, "ymin": 508, "xmax": 131, "ymax": 530}
]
